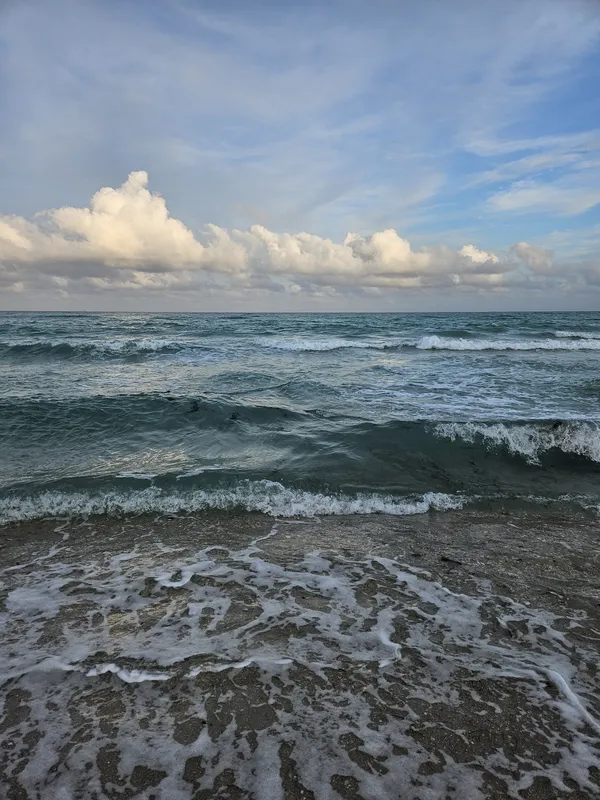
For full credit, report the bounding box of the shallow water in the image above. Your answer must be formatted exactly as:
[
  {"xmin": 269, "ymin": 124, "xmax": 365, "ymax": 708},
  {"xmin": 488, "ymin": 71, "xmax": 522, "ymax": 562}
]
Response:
[{"xmin": 1, "ymin": 510, "xmax": 599, "ymax": 799}]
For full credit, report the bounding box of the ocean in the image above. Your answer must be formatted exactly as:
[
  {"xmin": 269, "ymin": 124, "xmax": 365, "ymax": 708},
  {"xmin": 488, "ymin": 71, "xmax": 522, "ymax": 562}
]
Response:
[
  {"xmin": 1, "ymin": 311, "xmax": 599, "ymax": 798},
  {"xmin": 2, "ymin": 310, "xmax": 600, "ymax": 520}
]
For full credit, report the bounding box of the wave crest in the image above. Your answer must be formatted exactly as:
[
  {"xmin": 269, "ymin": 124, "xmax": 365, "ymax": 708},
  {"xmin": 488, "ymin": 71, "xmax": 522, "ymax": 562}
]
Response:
[
  {"xmin": 258, "ymin": 337, "xmax": 395, "ymax": 352},
  {"xmin": 0, "ymin": 482, "xmax": 464, "ymax": 524},
  {"xmin": 416, "ymin": 336, "xmax": 600, "ymax": 351},
  {"xmin": 261, "ymin": 335, "xmax": 600, "ymax": 353},
  {"xmin": 0, "ymin": 338, "xmax": 196, "ymax": 361},
  {"xmin": 555, "ymin": 331, "xmax": 600, "ymax": 340},
  {"xmin": 434, "ymin": 421, "xmax": 600, "ymax": 463}
]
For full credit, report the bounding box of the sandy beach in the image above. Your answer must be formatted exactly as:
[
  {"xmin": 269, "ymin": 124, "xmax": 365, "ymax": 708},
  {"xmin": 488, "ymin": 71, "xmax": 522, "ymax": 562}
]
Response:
[{"xmin": 1, "ymin": 509, "xmax": 599, "ymax": 799}]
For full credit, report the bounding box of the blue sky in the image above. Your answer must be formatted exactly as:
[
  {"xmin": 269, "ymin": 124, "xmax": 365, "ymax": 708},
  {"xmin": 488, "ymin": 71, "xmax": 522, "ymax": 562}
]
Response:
[{"xmin": 1, "ymin": 0, "xmax": 600, "ymax": 310}]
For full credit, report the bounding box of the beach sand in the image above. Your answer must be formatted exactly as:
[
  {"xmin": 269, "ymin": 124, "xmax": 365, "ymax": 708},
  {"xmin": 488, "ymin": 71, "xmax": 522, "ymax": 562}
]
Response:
[{"xmin": 1, "ymin": 509, "xmax": 599, "ymax": 799}]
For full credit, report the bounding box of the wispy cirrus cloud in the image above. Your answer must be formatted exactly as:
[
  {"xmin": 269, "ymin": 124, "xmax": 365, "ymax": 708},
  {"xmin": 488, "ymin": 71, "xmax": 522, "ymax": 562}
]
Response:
[
  {"xmin": 469, "ymin": 137, "xmax": 600, "ymax": 186},
  {"xmin": 487, "ymin": 180, "xmax": 600, "ymax": 216},
  {"xmin": 467, "ymin": 128, "xmax": 600, "ymax": 218}
]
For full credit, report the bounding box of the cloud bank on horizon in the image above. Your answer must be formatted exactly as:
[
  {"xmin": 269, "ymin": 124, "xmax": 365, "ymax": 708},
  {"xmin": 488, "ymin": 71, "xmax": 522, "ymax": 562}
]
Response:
[
  {"xmin": 1, "ymin": 0, "xmax": 600, "ymax": 310},
  {"xmin": 0, "ymin": 170, "xmax": 580, "ymax": 303}
]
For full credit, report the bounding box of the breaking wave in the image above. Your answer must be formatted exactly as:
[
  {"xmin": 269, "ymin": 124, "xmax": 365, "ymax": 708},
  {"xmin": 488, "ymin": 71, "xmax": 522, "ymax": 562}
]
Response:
[
  {"xmin": 2, "ymin": 417, "xmax": 600, "ymax": 523},
  {"xmin": 415, "ymin": 336, "xmax": 600, "ymax": 351},
  {"xmin": 434, "ymin": 420, "xmax": 600, "ymax": 464},
  {"xmin": 3, "ymin": 394, "xmax": 600, "ymax": 465},
  {"xmin": 260, "ymin": 335, "xmax": 600, "ymax": 353},
  {"xmin": 0, "ymin": 338, "xmax": 202, "ymax": 361},
  {"xmin": 258, "ymin": 337, "xmax": 398, "ymax": 352},
  {"xmin": 6, "ymin": 334, "xmax": 600, "ymax": 361},
  {"xmin": 0, "ymin": 482, "xmax": 464, "ymax": 524},
  {"xmin": 555, "ymin": 330, "xmax": 600, "ymax": 340}
]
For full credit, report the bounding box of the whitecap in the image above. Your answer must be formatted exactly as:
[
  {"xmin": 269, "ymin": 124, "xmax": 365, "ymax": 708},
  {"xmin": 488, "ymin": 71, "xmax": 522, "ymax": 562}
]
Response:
[
  {"xmin": 258, "ymin": 337, "xmax": 398, "ymax": 352},
  {"xmin": 416, "ymin": 335, "xmax": 600, "ymax": 351},
  {"xmin": 555, "ymin": 330, "xmax": 600, "ymax": 340},
  {"xmin": 434, "ymin": 421, "xmax": 600, "ymax": 463},
  {"xmin": 0, "ymin": 482, "xmax": 465, "ymax": 524}
]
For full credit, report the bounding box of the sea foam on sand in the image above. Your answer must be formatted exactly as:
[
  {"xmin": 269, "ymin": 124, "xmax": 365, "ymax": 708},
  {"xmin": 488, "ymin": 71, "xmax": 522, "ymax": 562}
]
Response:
[{"xmin": 1, "ymin": 510, "xmax": 599, "ymax": 799}]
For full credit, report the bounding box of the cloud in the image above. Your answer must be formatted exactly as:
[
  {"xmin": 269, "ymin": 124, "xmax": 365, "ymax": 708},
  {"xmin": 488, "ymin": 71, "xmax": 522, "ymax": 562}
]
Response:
[
  {"xmin": 471, "ymin": 130, "xmax": 600, "ymax": 219},
  {"xmin": 238, "ymin": 226, "xmax": 434, "ymax": 283},
  {"xmin": 470, "ymin": 150, "xmax": 588, "ymax": 187},
  {"xmin": 0, "ymin": 171, "xmax": 513, "ymax": 294},
  {"xmin": 487, "ymin": 180, "xmax": 600, "ymax": 216},
  {"xmin": 510, "ymin": 242, "xmax": 553, "ymax": 272},
  {"xmin": 458, "ymin": 245, "xmax": 499, "ymax": 265},
  {"xmin": 5, "ymin": 170, "xmax": 598, "ymax": 308},
  {"xmin": 2, "ymin": 0, "xmax": 599, "ymax": 248},
  {"xmin": 0, "ymin": 171, "xmax": 246, "ymax": 272},
  {"xmin": 541, "ymin": 223, "xmax": 600, "ymax": 260},
  {"xmin": 465, "ymin": 129, "xmax": 600, "ymax": 159}
]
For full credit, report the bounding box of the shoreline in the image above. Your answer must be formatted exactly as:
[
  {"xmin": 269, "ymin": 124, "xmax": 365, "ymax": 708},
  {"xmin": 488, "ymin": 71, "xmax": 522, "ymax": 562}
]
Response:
[
  {"xmin": 2, "ymin": 505, "xmax": 599, "ymax": 597},
  {"xmin": 1, "ymin": 509, "xmax": 599, "ymax": 799}
]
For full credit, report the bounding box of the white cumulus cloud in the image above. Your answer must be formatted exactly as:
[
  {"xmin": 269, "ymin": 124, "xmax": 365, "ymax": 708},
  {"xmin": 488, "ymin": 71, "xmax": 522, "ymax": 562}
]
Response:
[
  {"xmin": 1, "ymin": 170, "xmax": 595, "ymax": 308},
  {"xmin": 458, "ymin": 244, "xmax": 499, "ymax": 265},
  {"xmin": 0, "ymin": 171, "xmax": 246, "ymax": 272}
]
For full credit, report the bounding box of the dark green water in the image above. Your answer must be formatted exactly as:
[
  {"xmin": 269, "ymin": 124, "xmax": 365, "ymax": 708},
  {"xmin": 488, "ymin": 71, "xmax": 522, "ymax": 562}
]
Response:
[{"xmin": 1, "ymin": 310, "xmax": 600, "ymax": 521}]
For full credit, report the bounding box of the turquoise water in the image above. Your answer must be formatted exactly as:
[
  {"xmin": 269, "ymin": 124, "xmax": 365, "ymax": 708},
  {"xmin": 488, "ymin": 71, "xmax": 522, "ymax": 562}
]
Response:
[{"xmin": 1, "ymin": 310, "xmax": 600, "ymax": 522}]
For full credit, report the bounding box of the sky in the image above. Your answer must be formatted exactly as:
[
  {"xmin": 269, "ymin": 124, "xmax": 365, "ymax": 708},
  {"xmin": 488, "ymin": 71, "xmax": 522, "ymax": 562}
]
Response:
[{"xmin": 1, "ymin": 0, "xmax": 600, "ymax": 312}]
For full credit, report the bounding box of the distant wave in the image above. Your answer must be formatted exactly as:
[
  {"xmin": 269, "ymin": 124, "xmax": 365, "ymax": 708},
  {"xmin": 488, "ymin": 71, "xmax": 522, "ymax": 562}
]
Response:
[
  {"xmin": 258, "ymin": 337, "xmax": 398, "ymax": 352},
  {"xmin": 259, "ymin": 334, "xmax": 600, "ymax": 353},
  {"xmin": 555, "ymin": 330, "xmax": 600, "ymax": 340},
  {"xmin": 0, "ymin": 482, "xmax": 464, "ymax": 524},
  {"xmin": 414, "ymin": 336, "xmax": 600, "ymax": 351},
  {"xmin": 0, "ymin": 338, "xmax": 203, "ymax": 361},
  {"xmin": 434, "ymin": 421, "xmax": 600, "ymax": 464},
  {"xmin": 5, "ymin": 334, "xmax": 600, "ymax": 361}
]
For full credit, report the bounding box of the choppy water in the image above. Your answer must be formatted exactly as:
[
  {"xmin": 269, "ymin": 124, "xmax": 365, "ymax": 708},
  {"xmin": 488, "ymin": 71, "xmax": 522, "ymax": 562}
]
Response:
[{"xmin": 1, "ymin": 310, "xmax": 600, "ymax": 522}]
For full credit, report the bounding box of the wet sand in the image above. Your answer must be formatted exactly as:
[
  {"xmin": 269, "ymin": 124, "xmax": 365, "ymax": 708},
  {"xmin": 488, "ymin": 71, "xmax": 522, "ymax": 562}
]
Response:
[{"xmin": 1, "ymin": 509, "xmax": 599, "ymax": 799}]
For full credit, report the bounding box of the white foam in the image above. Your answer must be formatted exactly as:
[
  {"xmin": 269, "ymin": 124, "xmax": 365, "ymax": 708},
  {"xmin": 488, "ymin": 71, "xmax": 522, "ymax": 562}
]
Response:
[
  {"xmin": 176, "ymin": 467, "xmax": 206, "ymax": 479},
  {"xmin": 175, "ymin": 466, "xmax": 222, "ymax": 479},
  {"xmin": 546, "ymin": 669, "xmax": 600, "ymax": 735},
  {"xmin": 376, "ymin": 606, "xmax": 402, "ymax": 666},
  {"xmin": 434, "ymin": 421, "xmax": 600, "ymax": 463},
  {"xmin": 188, "ymin": 657, "xmax": 294, "ymax": 676},
  {"xmin": 555, "ymin": 330, "xmax": 600, "ymax": 340},
  {"xmin": 258, "ymin": 337, "xmax": 397, "ymax": 352},
  {"xmin": 94, "ymin": 337, "xmax": 185, "ymax": 353},
  {"xmin": 116, "ymin": 472, "xmax": 158, "ymax": 480},
  {"xmin": 0, "ymin": 482, "xmax": 465, "ymax": 524},
  {"xmin": 416, "ymin": 335, "xmax": 600, "ymax": 351},
  {"xmin": 2, "ymin": 532, "xmax": 599, "ymax": 799},
  {"xmin": 85, "ymin": 664, "xmax": 171, "ymax": 683}
]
